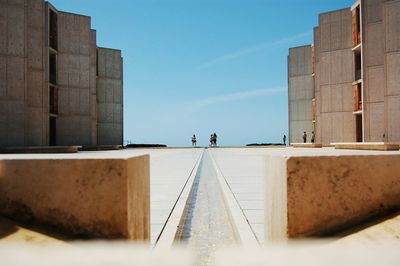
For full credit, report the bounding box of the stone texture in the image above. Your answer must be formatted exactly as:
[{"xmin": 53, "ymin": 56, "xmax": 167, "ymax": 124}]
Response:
[
  {"xmin": 0, "ymin": 154, "xmax": 150, "ymax": 240},
  {"xmin": 265, "ymin": 154, "xmax": 400, "ymax": 240}
]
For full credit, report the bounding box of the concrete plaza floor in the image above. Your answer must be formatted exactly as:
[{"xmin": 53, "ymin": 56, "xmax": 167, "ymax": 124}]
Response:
[{"xmin": 1, "ymin": 147, "xmax": 400, "ymax": 247}]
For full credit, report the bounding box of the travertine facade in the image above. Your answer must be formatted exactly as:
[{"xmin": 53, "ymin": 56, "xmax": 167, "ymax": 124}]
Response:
[
  {"xmin": 0, "ymin": 0, "xmax": 123, "ymax": 148},
  {"xmin": 288, "ymin": 0, "xmax": 400, "ymax": 145}
]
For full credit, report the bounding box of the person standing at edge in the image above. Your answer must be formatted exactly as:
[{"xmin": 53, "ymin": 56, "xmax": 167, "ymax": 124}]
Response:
[
  {"xmin": 311, "ymin": 131, "xmax": 315, "ymax": 143},
  {"xmin": 283, "ymin": 134, "xmax": 286, "ymax": 145},
  {"xmin": 210, "ymin": 134, "xmax": 214, "ymax": 147},
  {"xmin": 213, "ymin": 133, "xmax": 218, "ymax": 147},
  {"xmin": 192, "ymin": 134, "xmax": 197, "ymax": 147},
  {"xmin": 303, "ymin": 132, "xmax": 307, "ymax": 143}
]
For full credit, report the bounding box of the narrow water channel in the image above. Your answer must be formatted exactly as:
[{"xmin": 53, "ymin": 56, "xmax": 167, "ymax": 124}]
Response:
[{"xmin": 177, "ymin": 150, "xmax": 237, "ymax": 266}]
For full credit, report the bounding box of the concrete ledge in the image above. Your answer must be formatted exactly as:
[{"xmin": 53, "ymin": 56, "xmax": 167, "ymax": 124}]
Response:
[
  {"xmin": 0, "ymin": 146, "xmax": 80, "ymax": 154},
  {"xmin": 79, "ymin": 145, "xmax": 122, "ymax": 151},
  {"xmin": 333, "ymin": 142, "xmax": 399, "ymax": 151},
  {"xmin": 0, "ymin": 155, "xmax": 150, "ymax": 240},
  {"xmin": 265, "ymin": 154, "xmax": 400, "ymax": 241},
  {"xmin": 291, "ymin": 143, "xmax": 323, "ymax": 148}
]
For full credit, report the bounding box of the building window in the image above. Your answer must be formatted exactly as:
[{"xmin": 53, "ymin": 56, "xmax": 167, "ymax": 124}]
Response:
[
  {"xmin": 354, "ymin": 51, "xmax": 362, "ymax": 81},
  {"xmin": 49, "ymin": 9, "xmax": 58, "ymax": 50},
  {"xmin": 49, "ymin": 53, "xmax": 57, "ymax": 85},
  {"xmin": 352, "ymin": 5, "xmax": 361, "ymax": 47},
  {"xmin": 50, "ymin": 86, "xmax": 58, "ymax": 115},
  {"xmin": 49, "ymin": 117, "xmax": 57, "ymax": 146},
  {"xmin": 353, "ymin": 83, "xmax": 362, "ymax": 111},
  {"xmin": 356, "ymin": 114, "xmax": 363, "ymax": 142}
]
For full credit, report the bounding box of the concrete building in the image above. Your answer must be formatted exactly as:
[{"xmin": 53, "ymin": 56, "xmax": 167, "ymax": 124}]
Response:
[
  {"xmin": 0, "ymin": 0, "xmax": 123, "ymax": 148},
  {"xmin": 288, "ymin": 0, "xmax": 400, "ymax": 145},
  {"xmin": 287, "ymin": 45, "xmax": 315, "ymax": 144}
]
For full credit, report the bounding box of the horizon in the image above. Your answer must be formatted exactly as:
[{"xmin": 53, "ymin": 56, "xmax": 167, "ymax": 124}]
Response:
[{"xmin": 49, "ymin": 0, "xmax": 355, "ymax": 147}]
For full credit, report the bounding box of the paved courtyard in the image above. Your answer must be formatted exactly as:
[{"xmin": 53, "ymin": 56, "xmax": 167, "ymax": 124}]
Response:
[{"xmin": 1, "ymin": 147, "xmax": 400, "ymax": 249}]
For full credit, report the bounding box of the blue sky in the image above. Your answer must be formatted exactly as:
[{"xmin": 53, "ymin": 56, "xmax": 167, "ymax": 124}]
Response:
[{"xmin": 51, "ymin": 0, "xmax": 354, "ymax": 147}]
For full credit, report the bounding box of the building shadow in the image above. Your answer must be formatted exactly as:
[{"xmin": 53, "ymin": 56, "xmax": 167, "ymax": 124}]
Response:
[{"xmin": 0, "ymin": 216, "xmax": 18, "ymax": 239}]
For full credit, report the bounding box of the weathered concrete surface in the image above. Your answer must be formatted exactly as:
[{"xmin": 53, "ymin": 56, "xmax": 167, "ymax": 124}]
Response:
[
  {"xmin": 314, "ymin": 8, "xmax": 355, "ymax": 145},
  {"xmin": 363, "ymin": 0, "xmax": 400, "ymax": 143},
  {"xmin": 57, "ymin": 11, "xmax": 96, "ymax": 146},
  {"xmin": 0, "ymin": 0, "xmax": 47, "ymax": 147},
  {"xmin": 0, "ymin": 0, "xmax": 123, "ymax": 148},
  {"xmin": 0, "ymin": 153, "xmax": 150, "ymax": 240},
  {"xmin": 266, "ymin": 153, "xmax": 400, "ymax": 240},
  {"xmin": 292, "ymin": 0, "xmax": 400, "ymax": 144}
]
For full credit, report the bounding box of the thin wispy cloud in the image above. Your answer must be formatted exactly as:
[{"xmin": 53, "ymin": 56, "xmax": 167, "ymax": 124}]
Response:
[
  {"xmin": 196, "ymin": 31, "xmax": 312, "ymax": 70},
  {"xmin": 193, "ymin": 87, "xmax": 286, "ymax": 109}
]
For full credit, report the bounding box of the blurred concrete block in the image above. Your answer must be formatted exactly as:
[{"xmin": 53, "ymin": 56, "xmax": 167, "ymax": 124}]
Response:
[
  {"xmin": 216, "ymin": 243, "xmax": 400, "ymax": 266},
  {"xmin": 0, "ymin": 155, "xmax": 150, "ymax": 240},
  {"xmin": 0, "ymin": 243, "xmax": 192, "ymax": 266},
  {"xmin": 265, "ymin": 154, "xmax": 400, "ymax": 241}
]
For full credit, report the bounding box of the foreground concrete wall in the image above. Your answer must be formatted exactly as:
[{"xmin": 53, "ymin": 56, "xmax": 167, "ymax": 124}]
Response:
[
  {"xmin": 314, "ymin": 9, "xmax": 355, "ymax": 145},
  {"xmin": 57, "ymin": 12, "xmax": 96, "ymax": 146},
  {"xmin": 0, "ymin": 0, "xmax": 47, "ymax": 148},
  {"xmin": 288, "ymin": 45, "xmax": 314, "ymax": 144},
  {"xmin": 97, "ymin": 48, "xmax": 123, "ymax": 145},
  {"xmin": 0, "ymin": 155, "xmax": 150, "ymax": 240},
  {"xmin": 265, "ymin": 154, "xmax": 400, "ymax": 241}
]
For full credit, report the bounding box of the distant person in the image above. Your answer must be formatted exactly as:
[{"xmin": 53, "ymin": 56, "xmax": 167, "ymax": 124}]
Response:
[
  {"xmin": 283, "ymin": 134, "xmax": 286, "ymax": 145},
  {"xmin": 213, "ymin": 133, "xmax": 218, "ymax": 147},
  {"xmin": 303, "ymin": 132, "xmax": 307, "ymax": 143},
  {"xmin": 311, "ymin": 131, "xmax": 315, "ymax": 143},
  {"xmin": 210, "ymin": 134, "xmax": 214, "ymax": 147},
  {"xmin": 192, "ymin": 134, "xmax": 197, "ymax": 147}
]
